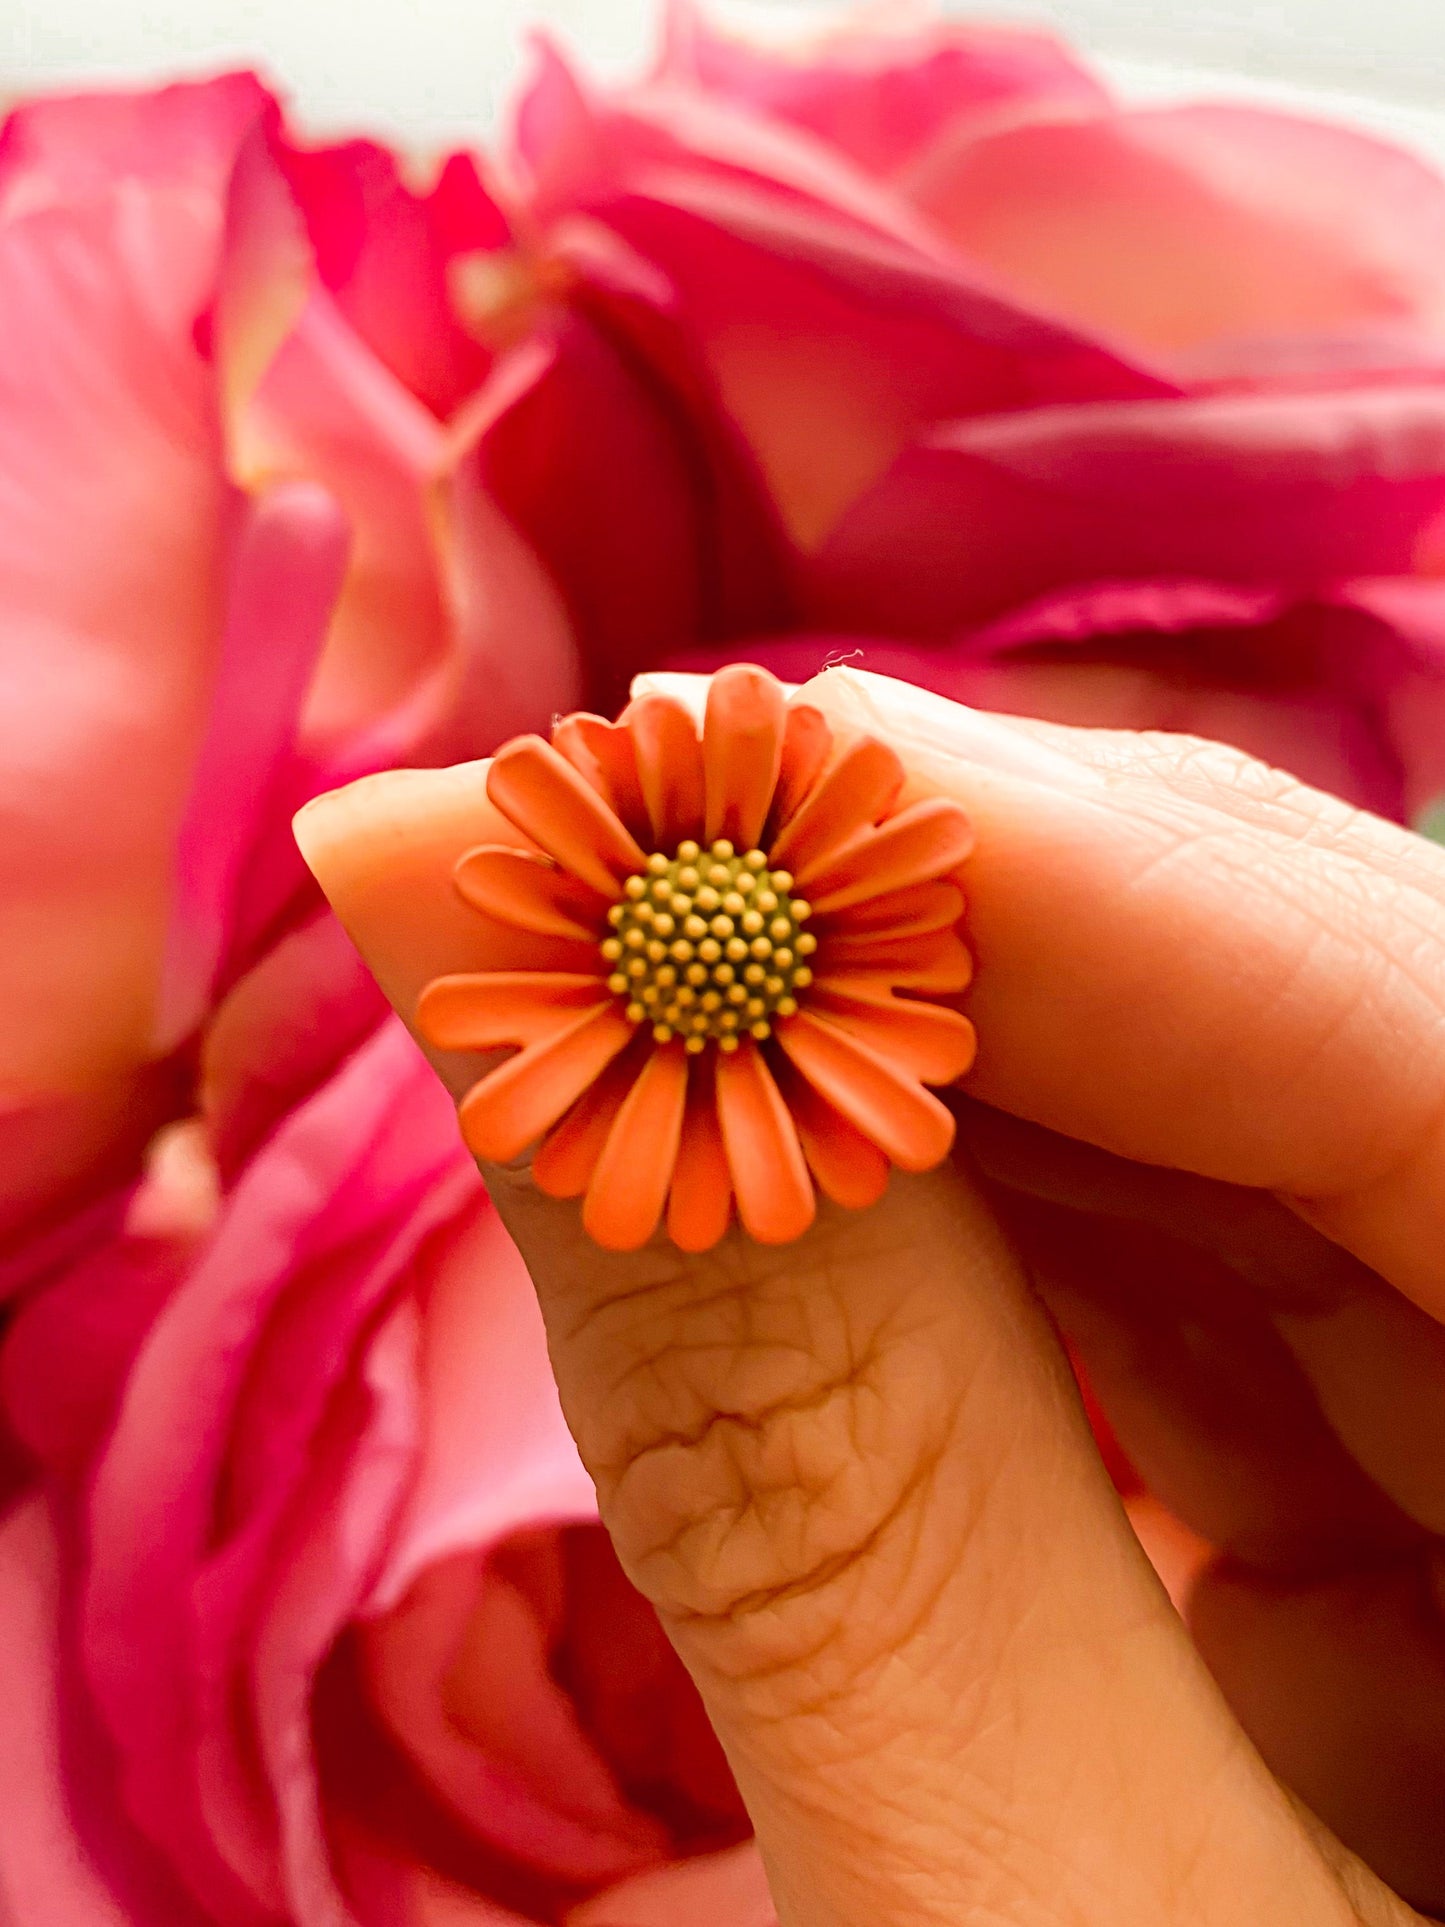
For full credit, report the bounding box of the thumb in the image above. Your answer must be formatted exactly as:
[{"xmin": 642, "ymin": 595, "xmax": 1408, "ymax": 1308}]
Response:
[{"xmin": 296, "ymin": 758, "xmax": 1371, "ymax": 1927}]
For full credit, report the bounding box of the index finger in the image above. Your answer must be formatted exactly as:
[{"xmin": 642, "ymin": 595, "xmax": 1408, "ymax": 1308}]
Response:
[{"xmin": 801, "ymin": 667, "xmax": 1445, "ymax": 1319}]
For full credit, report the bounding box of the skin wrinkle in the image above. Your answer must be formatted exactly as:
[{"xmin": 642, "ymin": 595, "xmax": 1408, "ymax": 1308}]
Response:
[
  {"xmin": 301, "ymin": 675, "xmax": 1445, "ymax": 1926},
  {"xmin": 1048, "ymin": 792, "xmax": 1445, "ymax": 1197}
]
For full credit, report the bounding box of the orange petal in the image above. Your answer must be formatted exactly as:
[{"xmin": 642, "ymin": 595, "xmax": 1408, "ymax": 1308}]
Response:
[
  {"xmin": 487, "ymin": 737, "xmax": 646, "ymax": 896},
  {"xmin": 454, "ymin": 845, "xmax": 610, "ymax": 941},
  {"xmin": 774, "ymin": 1057, "xmax": 889, "ymax": 1212},
  {"xmin": 817, "ymin": 928, "xmax": 974, "ymax": 993},
  {"xmin": 552, "ymin": 712, "xmax": 650, "ymax": 844},
  {"xmin": 768, "ymin": 702, "xmax": 832, "ymax": 839},
  {"xmin": 809, "ymin": 984, "xmax": 978, "ymax": 1085},
  {"xmin": 820, "ymin": 879, "xmax": 962, "ymax": 939},
  {"xmin": 714, "ymin": 1040, "xmax": 815, "ymax": 1244},
  {"xmin": 803, "ymin": 799, "xmax": 975, "ymax": 914},
  {"xmin": 624, "ymin": 694, "xmax": 705, "ymax": 850},
  {"xmin": 457, "ymin": 1003, "xmax": 636, "ymax": 1163},
  {"xmin": 776, "ymin": 1010, "xmax": 956, "ymax": 1173},
  {"xmin": 702, "ymin": 663, "xmax": 787, "ymax": 849},
  {"xmin": 769, "ymin": 736, "xmax": 903, "ymax": 878},
  {"xmin": 667, "ymin": 1060, "xmax": 733, "ymax": 1253},
  {"xmin": 417, "ymin": 973, "xmax": 610, "ymax": 1051},
  {"xmin": 582, "ymin": 1042, "xmax": 690, "ymax": 1251},
  {"xmin": 533, "ymin": 1041, "xmax": 646, "ymax": 1198}
]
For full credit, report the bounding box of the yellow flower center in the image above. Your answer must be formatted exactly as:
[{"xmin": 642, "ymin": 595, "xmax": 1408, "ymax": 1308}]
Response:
[{"xmin": 600, "ymin": 839, "xmax": 818, "ymax": 1054}]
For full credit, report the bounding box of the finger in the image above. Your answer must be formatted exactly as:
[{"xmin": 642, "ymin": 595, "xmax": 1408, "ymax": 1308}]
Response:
[
  {"xmin": 800, "ymin": 669, "xmax": 1445, "ymax": 1322},
  {"xmin": 1000, "ymin": 1188, "xmax": 1423, "ymax": 1570},
  {"xmin": 963, "ymin": 1106, "xmax": 1434, "ymax": 1560},
  {"xmin": 296, "ymin": 769, "xmax": 1371, "ymax": 1927},
  {"xmin": 1191, "ymin": 1555, "xmax": 1445, "ymax": 1913}
]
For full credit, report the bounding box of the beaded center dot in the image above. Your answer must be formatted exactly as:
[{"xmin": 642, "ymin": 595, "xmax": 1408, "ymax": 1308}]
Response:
[{"xmin": 601, "ymin": 839, "xmax": 818, "ymax": 1054}]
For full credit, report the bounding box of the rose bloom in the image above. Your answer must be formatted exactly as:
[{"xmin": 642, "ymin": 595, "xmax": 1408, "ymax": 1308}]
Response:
[
  {"xmin": 466, "ymin": 0, "xmax": 1445, "ymax": 819},
  {"xmin": 0, "ymin": 67, "xmax": 575, "ymax": 1297},
  {"xmin": 11, "ymin": 6, "xmax": 1445, "ymax": 1925}
]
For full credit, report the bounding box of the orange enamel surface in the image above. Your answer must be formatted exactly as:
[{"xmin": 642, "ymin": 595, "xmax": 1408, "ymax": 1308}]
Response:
[
  {"xmin": 776, "ymin": 1059, "xmax": 891, "ymax": 1211},
  {"xmin": 769, "ymin": 735, "xmax": 904, "ymax": 878},
  {"xmin": 776, "ymin": 1010, "xmax": 956, "ymax": 1174},
  {"xmin": 486, "ymin": 737, "xmax": 645, "ymax": 896},
  {"xmin": 532, "ymin": 1043, "xmax": 646, "ymax": 1199},
  {"xmin": 714, "ymin": 1040, "xmax": 815, "ymax": 1244},
  {"xmin": 805, "ymin": 798, "xmax": 976, "ymax": 916},
  {"xmin": 819, "ymin": 927, "xmax": 974, "ymax": 993},
  {"xmin": 625, "ymin": 694, "xmax": 706, "ymax": 849},
  {"xmin": 809, "ymin": 984, "xmax": 978, "ymax": 1086},
  {"xmin": 582, "ymin": 1042, "xmax": 690, "ymax": 1251},
  {"xmin": 552, "ymin": 712, "xmax": 650, "ymax": 845},
  {"xmin": 457, "ymin": 1003, "xmax": 635, "ymax": 1163},
  {"xmin": 702, "ymin": 663, "xmax": 787, "ymax": 849},
  {"xmin": 331, "ymin": 666, "xmax": 984, "ymax": 1249},
  {"xmin": 453, "ymin": 845, "xmax": 609, "ymax": 941},
  {"xmin": 819, "ymin": 879, "xmax": 962, "ymax": 939},
  {"xmin": 667, "ymin": 1065, "xmax": 733, "ymax": 1253},
  {"xmin": 417, "ymin": 972, "xmax": 608, "ymax": 1053},
  {"xmin": 768, "ymin": 702, "xmax": 832, "ymax": 837}
]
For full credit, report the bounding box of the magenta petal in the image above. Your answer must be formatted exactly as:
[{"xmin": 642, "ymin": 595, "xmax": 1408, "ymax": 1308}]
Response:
[
  {"xmin": 281, "ymin": 139, "xmax": 506, "ymax": 418},
  {"xmin": 464, "ymin": 319, "xmax": 707, "ymax": 697},
  {"xmin": 155, "ymin": 482, "xmax": 348, "ymax": 1052},
  {"xmin": 78, "ymin": 1023, "xmax": 476, "ymax": 1917},
  {"xmin": 814, "ymin": 386, "xmax": 1445, "ymax": 638},
  {"xmin": 0, "ymin": 1499, "xmax": 211, "ymax": 1926}
]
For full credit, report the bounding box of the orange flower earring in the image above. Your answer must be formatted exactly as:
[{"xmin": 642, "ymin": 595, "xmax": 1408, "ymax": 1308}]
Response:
[{"xmin": 416, "ymin": 665, "xmax": 976, "ymax": 1252}]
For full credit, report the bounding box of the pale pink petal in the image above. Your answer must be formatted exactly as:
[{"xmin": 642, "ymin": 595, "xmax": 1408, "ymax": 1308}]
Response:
[
  {"xmin": 907, "ymin": 103, "xmax": 1445, "ymax": 369},
  {"xmin": 0, "ymin": 72, "xmax": 271, "ymax": 226},
  {"xmin": 566, "ymin": 1841, "xmax": 776, "ymax": 1927},
  {"xmin": 0, "ymin": 192, "xmax": 231, "ymax": 1106},
  {"xmin": 250, "ymin": 1297, "xmax": 428, "ymax": 1923},
  {"xmin": 365, "ymin": 1207, "xmax": 595, "ymax": 1614},
  {"xmin": 218, "ymin": 128, "xmax": 455, "ymax": 756},
  {"xmin": 661, "ymin": 1, "xmax": 1105, "ymax": 181}
]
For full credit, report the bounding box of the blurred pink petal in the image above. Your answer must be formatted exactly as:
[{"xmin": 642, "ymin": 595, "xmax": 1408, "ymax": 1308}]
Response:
[
  {"xmin": 0, "ymin": 1499, "xmax": 210, "ymax": 1926},
  {"xmin": 80, "ymin": 1023, "xmax": 474, "ymax": 1917},
  {"xmin": 504, "ymin": 40, "xmax": 1166, "ymax": 560},
  {"xmin": 355, "ymin": 1207, "xmax": 660, "ymax": 1887},
  {"xmin": 733, "ymin": 575, "xmax": 1411, "ymax": 816},
  {"xmin": 463, "ymin": 323, "xmax": 710, "ymax": 697},
  {"xmin": 814, "ymin": 385, "xmax": 1445, "ymax": 636},
  {"xmin": 0, "ymin": 72, "xmax": 271, "ymax": 225},
  {"xmin": 906, "ymin": 104, "xmax": 1445, "ymax": 371},
  {"xmin": 659, "ymin": 0, "xmax": 1105, "ymax": 180},
  {"xmin": 200, "ymin": 910, "xmax": 389, "ymax": 1177},
  {"xmin": 565, "ymin": 1841, "xmax": 775, "ymax": 1927},
  {"xmin": 283, "ymin": 140, "xmax": 506, "ymax": 419},
  {"xmin": 0, "ymin": 190, "xmax": 231, "ymax": 1105},
  {"xmin": 156, "ymin": 481, "xmax": 349, "ymax": 1051}
]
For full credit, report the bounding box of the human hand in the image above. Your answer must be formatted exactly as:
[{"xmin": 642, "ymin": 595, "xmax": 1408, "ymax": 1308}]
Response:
[{"xmin": 298, "ymin": 667, "xmax": 1445, "ymax": 1927}]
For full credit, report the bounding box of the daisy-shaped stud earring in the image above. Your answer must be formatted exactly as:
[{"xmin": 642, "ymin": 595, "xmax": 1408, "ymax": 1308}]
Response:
[{"xmin": 416, "ymin": 665, "xmax": 977, "ymax": 1252}]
